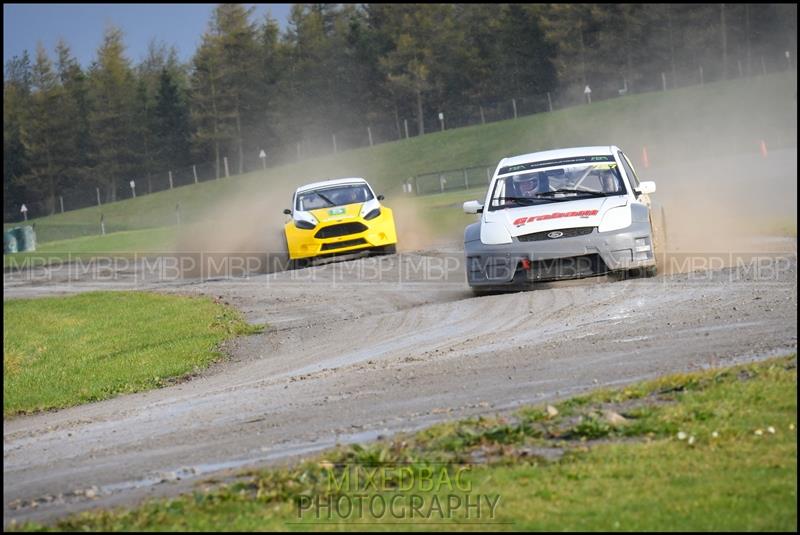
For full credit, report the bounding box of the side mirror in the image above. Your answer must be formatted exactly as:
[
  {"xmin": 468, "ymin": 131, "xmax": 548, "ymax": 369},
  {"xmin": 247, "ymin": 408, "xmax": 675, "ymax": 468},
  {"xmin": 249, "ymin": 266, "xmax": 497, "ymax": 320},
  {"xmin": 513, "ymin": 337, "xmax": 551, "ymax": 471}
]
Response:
[
  {"xmin": 283, "ymin": 208, "xmax": 292, "ymax": 215},
  {"xmin": 377, "ymin": 194, "xmax": 385, "ymax": 201},
  {"xmin": 637, "ymin": 181, "xmax": 656, "ymax": 195},
  {"xmin": 463, "ymin": 200, "xmax": 484, "ymax": 214}
]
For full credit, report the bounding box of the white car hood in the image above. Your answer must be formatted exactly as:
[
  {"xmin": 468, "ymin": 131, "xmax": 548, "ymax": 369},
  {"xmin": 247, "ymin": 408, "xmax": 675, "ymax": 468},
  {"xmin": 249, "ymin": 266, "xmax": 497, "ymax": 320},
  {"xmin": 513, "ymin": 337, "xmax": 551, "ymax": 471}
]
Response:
[{"xmin": 486, "ymin": 195, "xmax": 628, "ymax": 238}]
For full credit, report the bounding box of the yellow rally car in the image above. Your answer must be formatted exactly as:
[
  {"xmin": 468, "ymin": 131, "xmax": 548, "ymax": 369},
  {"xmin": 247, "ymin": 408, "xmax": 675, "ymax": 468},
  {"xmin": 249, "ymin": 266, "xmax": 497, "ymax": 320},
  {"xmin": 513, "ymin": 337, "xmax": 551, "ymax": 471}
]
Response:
[{"xmin": 282, "ymin": 177, "xmax": 397, "ymax": 267}]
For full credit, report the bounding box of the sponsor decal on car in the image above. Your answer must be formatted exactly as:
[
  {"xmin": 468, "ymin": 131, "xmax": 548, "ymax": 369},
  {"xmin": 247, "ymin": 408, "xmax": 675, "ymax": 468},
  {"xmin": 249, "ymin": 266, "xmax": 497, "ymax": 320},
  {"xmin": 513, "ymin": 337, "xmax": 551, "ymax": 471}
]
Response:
[{"xmin": 513, "ymin": 210, "xmax": 598, "ymax": 227}]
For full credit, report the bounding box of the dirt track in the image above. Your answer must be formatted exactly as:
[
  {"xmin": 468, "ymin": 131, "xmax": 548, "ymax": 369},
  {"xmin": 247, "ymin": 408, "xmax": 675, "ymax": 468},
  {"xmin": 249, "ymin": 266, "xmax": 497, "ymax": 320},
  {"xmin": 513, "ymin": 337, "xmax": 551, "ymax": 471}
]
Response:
[{"xmin": 3, "ymin": 242, "xmax": 797, "ymax": 526}]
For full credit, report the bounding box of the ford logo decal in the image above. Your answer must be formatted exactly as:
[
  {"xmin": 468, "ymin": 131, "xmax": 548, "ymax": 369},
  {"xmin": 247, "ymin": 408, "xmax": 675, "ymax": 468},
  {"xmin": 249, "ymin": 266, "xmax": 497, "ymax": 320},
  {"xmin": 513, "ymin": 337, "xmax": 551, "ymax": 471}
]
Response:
[{"xmin": 547, "ymin": 231, "xmax": 564, "ymax": 239}]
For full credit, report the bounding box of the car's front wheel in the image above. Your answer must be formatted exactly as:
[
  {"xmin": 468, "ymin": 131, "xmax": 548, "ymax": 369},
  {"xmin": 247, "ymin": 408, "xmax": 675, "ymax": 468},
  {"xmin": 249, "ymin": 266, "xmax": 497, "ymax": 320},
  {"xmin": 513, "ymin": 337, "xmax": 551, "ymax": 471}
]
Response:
[{"xmin": 373, "ymin": 243, "xmax": 397, "ymax": 255}]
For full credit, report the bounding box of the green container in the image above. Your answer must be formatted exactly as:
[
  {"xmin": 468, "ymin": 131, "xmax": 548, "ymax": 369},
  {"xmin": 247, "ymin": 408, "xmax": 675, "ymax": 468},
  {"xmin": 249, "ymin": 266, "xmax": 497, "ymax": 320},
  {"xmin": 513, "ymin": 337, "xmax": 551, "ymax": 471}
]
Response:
[
  {"xmin": 11, "ymin": 226, "xmax": 36, "ymax": 252},
  {"xmin": 3, "ymin": 230, "xmax": 18, "ymax": 253}
]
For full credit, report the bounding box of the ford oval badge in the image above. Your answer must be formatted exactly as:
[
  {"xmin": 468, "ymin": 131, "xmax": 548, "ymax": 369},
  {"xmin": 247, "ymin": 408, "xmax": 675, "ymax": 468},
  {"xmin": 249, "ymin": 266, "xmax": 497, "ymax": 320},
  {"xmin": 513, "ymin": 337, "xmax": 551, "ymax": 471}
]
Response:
[{"xmin": 547, "ymin": 231, "xmax": 564, "ymax": 239}]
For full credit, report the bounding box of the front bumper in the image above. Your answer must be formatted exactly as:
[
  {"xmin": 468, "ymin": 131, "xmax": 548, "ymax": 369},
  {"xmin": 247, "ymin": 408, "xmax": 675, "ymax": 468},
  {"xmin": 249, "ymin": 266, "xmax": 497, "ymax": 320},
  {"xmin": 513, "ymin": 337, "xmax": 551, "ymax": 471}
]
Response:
[
  {"xmin": 465, "ymin": 221, "xmax": 655, "ymax": 287},
  {"xmin": 285, "ymin": 209, "xmax": 397, "ymax": 260}
]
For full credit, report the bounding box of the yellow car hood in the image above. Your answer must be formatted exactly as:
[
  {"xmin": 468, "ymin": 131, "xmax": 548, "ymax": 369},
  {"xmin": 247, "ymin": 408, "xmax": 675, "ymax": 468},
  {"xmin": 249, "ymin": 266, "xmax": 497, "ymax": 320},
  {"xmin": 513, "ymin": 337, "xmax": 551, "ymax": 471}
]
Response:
[{"xmin": 309, "ymin": 203, "xmax": 363, "ymax": 223}]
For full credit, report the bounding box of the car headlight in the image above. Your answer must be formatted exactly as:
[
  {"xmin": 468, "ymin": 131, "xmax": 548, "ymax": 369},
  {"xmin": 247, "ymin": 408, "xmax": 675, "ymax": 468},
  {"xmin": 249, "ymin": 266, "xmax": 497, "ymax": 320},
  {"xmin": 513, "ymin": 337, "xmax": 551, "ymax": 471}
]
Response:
[
  {"xmin": 294, "ymin": 219, "xmax": 316, "ymax": 230},
  {"xmin": 363, "ymin": 208, "xmax": 381, "ymax": 220},
  {"xmin": 598, "ymin": 206, "xmax": 632, "ymax": 232}
]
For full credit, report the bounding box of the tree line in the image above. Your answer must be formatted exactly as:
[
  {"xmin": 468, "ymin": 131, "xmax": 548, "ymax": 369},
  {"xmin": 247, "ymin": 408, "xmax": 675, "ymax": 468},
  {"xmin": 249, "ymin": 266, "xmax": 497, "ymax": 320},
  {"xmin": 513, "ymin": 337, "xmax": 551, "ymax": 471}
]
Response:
[{"xmin": 3, "ymin": 3, "xmax": 797, "ymax": 219}]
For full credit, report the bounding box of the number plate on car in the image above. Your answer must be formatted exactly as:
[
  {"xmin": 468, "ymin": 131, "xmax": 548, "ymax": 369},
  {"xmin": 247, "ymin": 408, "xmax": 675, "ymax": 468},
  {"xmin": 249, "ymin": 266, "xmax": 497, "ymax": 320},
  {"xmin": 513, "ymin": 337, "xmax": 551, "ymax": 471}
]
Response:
[{"xmin": 328, "ymin": 207, "xmax": 346, "ymax": 216}]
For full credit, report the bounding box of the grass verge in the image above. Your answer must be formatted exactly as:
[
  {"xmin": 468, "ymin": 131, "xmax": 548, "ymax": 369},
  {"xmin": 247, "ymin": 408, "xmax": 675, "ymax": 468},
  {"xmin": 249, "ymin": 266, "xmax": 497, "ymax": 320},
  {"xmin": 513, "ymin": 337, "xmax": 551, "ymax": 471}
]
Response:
[
  {"xmin": 3, "ymin": 291, "xmax": 262, "ymax": 416},
  {"xmin": 13, "ymin": 355, "xmax": 796, "ymax": 531}
]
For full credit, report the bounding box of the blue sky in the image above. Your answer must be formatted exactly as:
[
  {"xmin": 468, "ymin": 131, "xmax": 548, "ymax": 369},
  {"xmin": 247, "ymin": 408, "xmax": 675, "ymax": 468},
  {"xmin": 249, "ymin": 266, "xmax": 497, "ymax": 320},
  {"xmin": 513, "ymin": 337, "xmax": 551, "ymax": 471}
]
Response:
[{"xmin": 3, "ymin": 3, "xmax": 293, "ymax": 69}]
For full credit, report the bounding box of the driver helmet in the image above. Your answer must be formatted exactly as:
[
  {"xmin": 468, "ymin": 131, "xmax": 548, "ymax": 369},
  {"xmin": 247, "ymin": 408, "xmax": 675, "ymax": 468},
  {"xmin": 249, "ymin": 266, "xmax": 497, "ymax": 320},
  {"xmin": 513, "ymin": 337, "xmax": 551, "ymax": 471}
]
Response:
[{"xmin": 512, "ymin": 173, "xmax": 539, "ymax": 196}]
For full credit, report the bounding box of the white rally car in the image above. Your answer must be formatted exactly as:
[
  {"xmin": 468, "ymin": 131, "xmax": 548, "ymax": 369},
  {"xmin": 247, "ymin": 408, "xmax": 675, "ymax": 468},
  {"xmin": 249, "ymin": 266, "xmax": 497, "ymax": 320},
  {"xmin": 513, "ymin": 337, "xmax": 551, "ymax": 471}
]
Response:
[{"xmin": 463, "ymin": 146, "xmax": 664, "ymax": 293}]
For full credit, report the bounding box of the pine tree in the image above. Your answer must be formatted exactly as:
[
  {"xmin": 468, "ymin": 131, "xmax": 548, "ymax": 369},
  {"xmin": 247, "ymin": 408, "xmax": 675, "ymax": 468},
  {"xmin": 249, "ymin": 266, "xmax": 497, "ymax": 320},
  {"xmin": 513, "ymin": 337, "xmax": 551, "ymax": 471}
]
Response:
[
  {"xmin": 154, "ymin": 68, "xmax": 191, "ymax": 170},
  {"xmin": 3, "ymin": 52, "xmax": 32, "ymax": 219},
  {"xmin": 87, "ymin": 26, "xmax": 139, "ymax": 201}
]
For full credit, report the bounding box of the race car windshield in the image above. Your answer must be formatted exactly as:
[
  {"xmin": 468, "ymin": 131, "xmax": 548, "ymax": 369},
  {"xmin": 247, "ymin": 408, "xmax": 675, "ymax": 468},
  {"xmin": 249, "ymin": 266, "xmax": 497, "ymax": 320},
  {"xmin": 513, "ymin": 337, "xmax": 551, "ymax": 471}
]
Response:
[
  {"xmin": 296, "ymin": 184, "xmax": 374, "ymax": 211},
  {"xmin": 488, "ymin": 162, "xmax": 626, "ymax": 210}
]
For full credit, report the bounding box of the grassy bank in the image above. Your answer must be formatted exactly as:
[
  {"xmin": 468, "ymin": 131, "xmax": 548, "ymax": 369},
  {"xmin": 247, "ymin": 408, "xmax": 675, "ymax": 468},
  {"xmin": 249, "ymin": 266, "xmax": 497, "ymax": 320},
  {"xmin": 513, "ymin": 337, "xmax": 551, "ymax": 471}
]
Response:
[
  {"xmin": 17, "ymin": 355, "xmax": 796, "ymax": 531},
  {"xmin": 3, "ymin": 291, "xmax": 261, "ymax": 416},
  {"xmin": 5, "ymin": 72, "xmax": 796, "ymax": 244}
]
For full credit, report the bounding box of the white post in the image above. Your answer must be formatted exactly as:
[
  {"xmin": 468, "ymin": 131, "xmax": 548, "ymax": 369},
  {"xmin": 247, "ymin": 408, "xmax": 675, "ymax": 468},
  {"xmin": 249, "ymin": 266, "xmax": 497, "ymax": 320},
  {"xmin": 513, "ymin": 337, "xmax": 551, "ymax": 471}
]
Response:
[
  {"xmin": 168, "ymin": 171, "xmax": 174, "ymax": 189},
  {"xmin": 332, "ymin": 134, "xmax": 337, "ymax": 154},
  {"xmin": 130, "ymin": 180, "xmax": 136, "ymax": 199},
  {"xmin": 699, "ymin": 65, "xmax": 704, "ymax": 86},
  {"xmin": 223, "ymin": 156, "xmax": 230, "ymax": 178},
  {"xmin": 100, "ymin": 213, "xmax": 105, "ymax": 235},
  {"xmin": 512, "ymin": 98, "xmax": 518, "ymax": 119},
  {"xmin": 661, "ymin": 72, "xmax": 667, "ymax": 91},
  {"xmin": 96, "ymin": 187, "xmax": 101, "ymax": 206},
  {"xmin": 438, "ymin": 112, "xmax": 444, "ymax": 132},
  {"xmin": 367, "ymin": 126, "xmax": 373, "ymax": 147},
  {"xmin": 479, "ymin": 106, "xmax": 485, "ymax": 125},
  {"xmin": 404, "ymin": 119, "xmax": 409, "ymax": 139},
  {"xmin": 547, "ymin": 92, "xmax": 553, "ymax": 112},
  {"xmin": 192, "ymin": 164, "xmax": 198, "ymax": 184},
  {"xmin": 59, "ymin": 195, "xmax": 64, "ymax": 213},
  {"xmin": 440, "ymin": 174, "xmax": 445, "ymax": 193}
]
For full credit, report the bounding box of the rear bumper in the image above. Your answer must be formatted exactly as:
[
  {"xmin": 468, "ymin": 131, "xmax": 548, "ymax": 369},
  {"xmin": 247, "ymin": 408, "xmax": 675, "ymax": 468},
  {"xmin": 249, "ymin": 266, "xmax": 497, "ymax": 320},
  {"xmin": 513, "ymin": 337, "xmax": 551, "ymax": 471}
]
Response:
[{"xmin": 465, "ymin": 221, "xmax": 655, "ymax": 287}]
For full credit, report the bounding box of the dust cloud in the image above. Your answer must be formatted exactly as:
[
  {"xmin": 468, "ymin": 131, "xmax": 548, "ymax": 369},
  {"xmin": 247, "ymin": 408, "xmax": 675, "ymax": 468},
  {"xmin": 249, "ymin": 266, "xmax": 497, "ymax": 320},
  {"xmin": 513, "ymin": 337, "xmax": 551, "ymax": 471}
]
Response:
[{"xmin": 174, "ymin": 74, "xmax": 796, "ymax": 277}]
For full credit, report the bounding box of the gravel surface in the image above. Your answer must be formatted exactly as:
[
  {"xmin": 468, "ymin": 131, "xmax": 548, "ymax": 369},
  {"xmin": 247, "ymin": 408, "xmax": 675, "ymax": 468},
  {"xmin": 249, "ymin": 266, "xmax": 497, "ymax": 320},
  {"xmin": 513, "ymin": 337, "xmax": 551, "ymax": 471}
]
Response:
[{"xmin": 3, "ymin": 241, "xmax": 797, "ymax": 526}]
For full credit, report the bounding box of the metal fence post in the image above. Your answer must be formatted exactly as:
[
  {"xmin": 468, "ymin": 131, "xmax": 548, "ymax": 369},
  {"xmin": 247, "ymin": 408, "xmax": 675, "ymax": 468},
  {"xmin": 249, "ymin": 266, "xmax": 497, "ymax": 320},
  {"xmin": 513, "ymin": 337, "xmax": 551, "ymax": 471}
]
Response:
[
  {"xmin": 100, "ymin": 213, "xmax": 105, "ymax": 236},
  {"xmin": 547, "ymin": 92, "xmax": 553, "ymax": 112},
  {"xmin": 223, "ymin": 156, "xmax": 230, "ymax": 178},
  {"xmin": 480, "ymin": 106, "xmax": 485, "ymax": 125},
  {"xmin": 59, "ymin": 195, "xmax": 64, "ymax": 213},
  {"xmin": 463, "ymin": 168, "xmax": 469, "ymax": 190},
  {"xmin": 96, "ymin": 187, "xmax": 101, "ymax": 207},
  {"xmin": 168, "ymin": 171, "xmax": 174, "ymax": 189},
  {"xmin": 192, "ymin": 165, "xmax": 198, "ymax": 184},
  {"xmin": 404, "ymin": 119, "xmax": 409, "ymax": 139},
  {"xmin": 512, "ymin": 98, "xmax": 518, "ymax": 119},
  {"xmin": 332, "ymin": 134, "xmax": 338, "ymax": 154},
  {"xmin": 661, "ymin": 72, "xmax": 667, "ymax": 91},
  {"xmin": 367, "ymin": 127, "xmax": 373, "ymax": 147}
]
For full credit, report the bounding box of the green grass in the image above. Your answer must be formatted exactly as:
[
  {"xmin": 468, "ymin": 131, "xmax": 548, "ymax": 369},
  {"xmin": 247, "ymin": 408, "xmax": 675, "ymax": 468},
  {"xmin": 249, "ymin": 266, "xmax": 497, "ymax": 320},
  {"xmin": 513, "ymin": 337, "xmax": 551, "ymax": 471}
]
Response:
[
  {"xmin": 5, "ymin": 72, "xmax": 796, "ymax": 244},
  {"xmin": 3, "ymin": 227, "xmax": 179, "ymax": 268},
  {"xmin": 3, "ymin": 291, "xmax": 262, "ymax": 416},
  {"xmin": 16, "ymin": 355, "xmax": 796, "ymax": 531}
]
